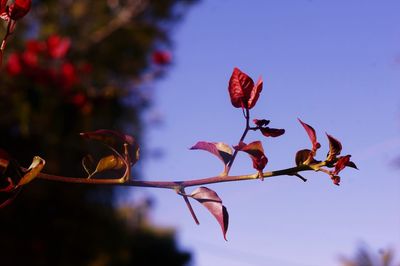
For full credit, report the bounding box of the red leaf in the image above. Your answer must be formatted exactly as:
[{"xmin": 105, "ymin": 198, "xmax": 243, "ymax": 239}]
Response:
[
  {"xmin": 333, "ymin": 155, "xmax": 351, "ymax": 176},
  {"xmin": 260, "ymin": 127, "xmax": 285, "ymax": 137},
  {"xmin": 7, "ymin": 0, "xmax": 31, "ymax": 20},
  {"xmin": 234, "ymin": 141, "xmax": 268, "ymax": 175},
  {"xmin": 298, "ymin": 118, "xmax": 321, "ymax": 153},
  {"xmin": 247, "ymin": 77, "xmax": 263, "ymax": 109},
  {"xmin": 0, "ymin": 0, "xmax": 7, "ymax": 13},
  {"xmin": 228, "ymin": 67, "xmax": 257, "ymax": 109},
  {"xmin": 190, "ymin": 187, "xmax": 229, "ymax": 240},
  {"xmin": 326, "ymin": 133, "xmax": 342, "ymax": 161},
  {"xmin": 190, "ymin": 141, "xmax": 232, "ymax": 167}
]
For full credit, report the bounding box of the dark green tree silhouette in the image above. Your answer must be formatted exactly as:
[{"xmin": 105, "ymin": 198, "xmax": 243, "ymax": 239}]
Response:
[{"xmin": 0, "ymin": 0, "xmax": 197, "ymax": 265}]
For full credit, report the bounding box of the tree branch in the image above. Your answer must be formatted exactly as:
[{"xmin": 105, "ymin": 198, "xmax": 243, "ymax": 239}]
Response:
[{"xmin": 33, "ymin": 164, "xmax": 313, "ymax": 190}]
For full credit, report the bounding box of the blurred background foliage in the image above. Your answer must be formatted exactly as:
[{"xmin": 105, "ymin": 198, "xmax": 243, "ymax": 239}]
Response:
[
  {"xmin": 340, "ymin": 246, "xmax": 399, "ymax": 266},
  {"xmin": 0, "ymin": 0, "xmax": 197, "ymax": 265}
]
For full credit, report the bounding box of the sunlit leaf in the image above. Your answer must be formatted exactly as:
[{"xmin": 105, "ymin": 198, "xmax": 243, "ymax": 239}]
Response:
[
  {"xmin": 190, "ymin": 187, "xmax": 229, "ymax": 240},
  {"xmin": 326, "ymin": 133, "xmax": 342, "ymax": 161},
  {"xmin": 18, "ymin": 156, "xmax": 45, "ymax": 186},
  {"xmin": 234, "ymin": 141, "xmax": 268, "ymax": 177},
  {"xmin": 298, "ymin": 118, "xmax": 321, "ymax": 153},
  {"xmin": 93, "ymin": 154, "xmax": 125, "ymax": 175},
  {"xmin": 190, "ymin": 141, "xmax": 233, "ymax": 170},
  {"xmin": 228, "ymin": 67, "xmax": 262, "ymax": 109},
  {"xmin": 248, "ymin": 76, "xmax": 263, "ymax": 109}
]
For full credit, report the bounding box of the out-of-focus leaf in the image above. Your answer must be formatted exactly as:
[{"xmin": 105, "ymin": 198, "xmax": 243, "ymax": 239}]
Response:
[
  {"xmin": 0, "ymin": 177, "xmax": 15, "ymax": 192},
  {"xmin": 18, "ymin": 156, "xmax": 45, "ymax": 186},
  {"xmin": 228, "ymin": 67, "xmax": 262, "ymax": 109},
  {"xmin": 0, "ymin": 187, "xmax": 21, "ymax": 208},
  {"xmin": 190, "ymin": 141, "xmax": 232, "ymax": 171},
  {"xmin": 0, "ymin": 149, "xmax": 10, "ymax": 175},
  {"xmin": 82, "ymin": 154, "xmax": 96, "ymax": 177},
  {"xmin": 298, "ymin": 118, "xmax": 321, "ymax": 153},
  {"xmin": 80, "ymin": 129, "xmax": 134, "ymax": 145},
  {"xmin": 234, "ymin": 141, "xmax": 268, "ymax": 177},
  {"xmin": 260, "ymin": 127, "xmax": 285, "ymax": 137},
  {"xmin": 190, "ymin": 187, "xmax": 229, "ymax": 240},
  {"xmin": 93, "ymin": 154, "xmax": 125, "ymax": 176},
  {"xmin": 326, "ymin": 133, "xmax": 342, "ymax": 161},
  {"xmin": 80, "ymin": 129, "xmax": 139, "ymax": 165}
]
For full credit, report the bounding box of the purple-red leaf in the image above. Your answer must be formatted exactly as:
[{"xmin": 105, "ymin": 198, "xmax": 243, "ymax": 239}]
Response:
[
  {"xmin": 295, "ymin": 149, "xmax": 312, "ymax": 166},
  {"xmin": 248, "ymin": 77, "xmax": 263, "ymax": 109},
  {"xmin": 260, "ymin": 127, "xmax": 285, "ymax": 138},
  {"xmin": 190, "ymin": 187, "xmax": 229, "ymax": 240},
  {"xmin": 190, "ymin": 141, "xmax": 232, "ymax": 168},
  {"xmin": 80, "ymin": 129, "xmax": 134, "ymax": 145},
  {"xmin": 228, "ymin": 67, "xmax": 262, "ymax": 109},
  {"xmin": 326, "ymin": 133, "xmax": 342, "ymax": 161},
  {"xmin": 333, "ymin": 155, "xmax": 351, "ymax": 176},
  {"xmin": 298, "ymin": 118, "xmax": 321, "ymax": 153},
  {"xmin": 253, "ymin": 119, "xmax": 270, "ymax": 127},
  {"xmin": 346, "ymin": 161, "xmax": 358, "ymax": 170},
  {"xmin": 234, "ymin": 141, "xmax": 268, "ymax": 176}
]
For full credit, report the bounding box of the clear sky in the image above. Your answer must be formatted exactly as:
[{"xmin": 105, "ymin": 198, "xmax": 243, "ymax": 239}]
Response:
[{"xmin": 137, "ymin": 1, "xmax": 400, "ymax": 265}]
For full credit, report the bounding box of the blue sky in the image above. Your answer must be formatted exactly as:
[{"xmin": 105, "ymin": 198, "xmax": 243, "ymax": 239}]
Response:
[{"xmin": 137, "ymin": 1, "xmax": 400, "ymax": 265}]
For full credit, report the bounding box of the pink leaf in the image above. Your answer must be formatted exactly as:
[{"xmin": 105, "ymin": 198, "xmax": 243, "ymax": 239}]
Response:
[
  {"xmin": 234, "ymin": 141, "xmax": 268, "ymax": 176},
  {"xmin": 190, "ymin": 187, "xmax": 229, "ymax": 240},
  {"xmin": 298, "ymin": 118, "xmax": 321, "ymax": 153},
  {"xmin": 190, "ymin": 141, "xmax": 232, "ymax": 167}
]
